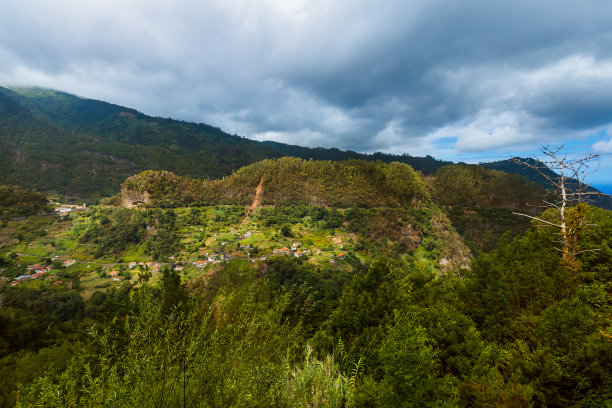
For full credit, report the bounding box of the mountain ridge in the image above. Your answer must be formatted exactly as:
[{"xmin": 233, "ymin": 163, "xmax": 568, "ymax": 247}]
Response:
[{"xmin": 1, "ymin": 85, "xmax": 610, "ymax": 210}]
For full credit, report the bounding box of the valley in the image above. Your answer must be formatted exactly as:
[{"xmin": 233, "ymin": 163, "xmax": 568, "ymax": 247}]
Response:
[
  {"xmin": 0, "ymin": 87, "xmax": 610, "ymax": 407},
  {"xmin": 0, "ymin": 158, "xmax": 610, "ymax": 406}
]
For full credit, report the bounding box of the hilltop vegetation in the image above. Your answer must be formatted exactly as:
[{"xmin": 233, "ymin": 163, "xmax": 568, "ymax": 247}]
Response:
[
  {"xmin": 121, "ymin": 157, "xmax": 547, "ymax": 210},
  {"xmin": 121, "ymin": 158, "xmax": 429, "ymax": 208}
]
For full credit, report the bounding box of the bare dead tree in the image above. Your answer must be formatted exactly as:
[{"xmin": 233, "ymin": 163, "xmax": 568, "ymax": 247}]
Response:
[{"xmin": 511, "ymin": 145, "xmax": 607, "ymax": 260}]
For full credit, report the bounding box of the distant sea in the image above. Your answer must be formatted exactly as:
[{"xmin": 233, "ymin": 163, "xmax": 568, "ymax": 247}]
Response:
[{"xmin": 594, "ymin": 184, "xmax": 612, "ymax": 195}]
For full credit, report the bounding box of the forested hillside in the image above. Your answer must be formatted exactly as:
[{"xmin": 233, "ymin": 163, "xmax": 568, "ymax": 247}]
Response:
[
  {"xmin": 0, "ymin": 86, "xmax": 453, "ymax": 200},
  {"xmin": 0, "ymin": 185, "xmax": 49, "ymax": 221},
  {"xmin": 120, "ymin": 158, "xmax": 430, "ymax": 208},
  {"xmin": 3, "ymin": 86, "xmax": 610, "ymax": 211},
  {"xmin": 0, "ymin": 180, "xmax": 609, "ymax": 406},
  {"xmin": 119, "ymin": 158, "xmax": 550, "ymax": 253},
  {"xmin": 0, "ymin": 87, "xmax": 282, "ymax": 199}
]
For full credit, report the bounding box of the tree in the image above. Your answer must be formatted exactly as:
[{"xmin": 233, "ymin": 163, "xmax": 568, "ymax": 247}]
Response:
[
  {"xmin": 159, "ymin": 266, "xmax": 187, "ymax": 314},
  {"xmin": 280, "ymin": 224, "xmax": 293, "ymax": 238},
  {"xmin": 512, "ymin": 145, "xmax": 607, "ymax": 261},
  {"xmin": 137, "ymin": 264, "xmax": 152, "ymax": 284}
]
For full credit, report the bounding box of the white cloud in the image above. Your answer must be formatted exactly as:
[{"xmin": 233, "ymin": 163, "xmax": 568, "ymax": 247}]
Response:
[
  {"xmin": 1, "ymin": 0, "xmax": 612, "ymax": 175},
  {"xmin": 592, "ymin": 137, "xmax": 612, "ymax": 153}
]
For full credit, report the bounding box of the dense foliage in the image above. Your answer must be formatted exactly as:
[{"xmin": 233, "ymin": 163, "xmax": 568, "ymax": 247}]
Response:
[
  {"xmin": 0, "ymin": 185, "xmax": 49, "ymax": 220},
  {"xmin": 78, "ymin": 207, "xmax": 181, "ymax": 261},
  {"xmin": 1, "ymin": 86, "xmax": 455, "ymax": 200},
  {"xmin": 122, "ymin": 158, "xmax": 431, "ymax": 208},
  {"xmin": 429, "ymin": 164, "xmax": 547, "ymax": 251},
  {"xmin": 0, "ymin": 197, "xmax": 609, "ymax": 406},
  {"xmin": 1, "ymin": 103, "xmax": 611, "ymax": 407}
]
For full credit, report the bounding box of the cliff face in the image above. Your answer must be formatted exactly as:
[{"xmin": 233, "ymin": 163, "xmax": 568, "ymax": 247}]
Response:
[{"xmin": 120, "ymin": 187, "xmax": 150, "ymax": 208}]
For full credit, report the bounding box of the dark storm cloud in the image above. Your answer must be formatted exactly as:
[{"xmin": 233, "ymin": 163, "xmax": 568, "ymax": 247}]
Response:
[{"xmin": 1, "ymin": 0, "xmax": 612, "ymax": 166}]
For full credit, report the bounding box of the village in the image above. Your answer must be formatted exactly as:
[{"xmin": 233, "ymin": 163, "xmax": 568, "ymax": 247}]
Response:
[
  {"xmin": 53, "ymin": 203, "xmax": 87, "ymax": 217},
  {"xmin": 2, "ymin": 205, "xmax": 359, "ymax": 297},
  {"xmin": 9, "ymin": 259, "xmax": 76, "ymax": 287}
]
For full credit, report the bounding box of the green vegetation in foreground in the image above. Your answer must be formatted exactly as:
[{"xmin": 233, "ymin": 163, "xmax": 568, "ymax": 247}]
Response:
[{"xmin": 0, "ymin": 196, "xmax": 610, "ymax": 407}]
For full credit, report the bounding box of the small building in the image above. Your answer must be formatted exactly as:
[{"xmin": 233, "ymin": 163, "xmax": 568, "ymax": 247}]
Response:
[{"xmin": 63, "ymin": 260, "xmax": 76, "ymax": 267}]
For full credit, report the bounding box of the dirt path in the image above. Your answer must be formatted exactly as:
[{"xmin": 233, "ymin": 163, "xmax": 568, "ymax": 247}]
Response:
[
  {"xmin": 241, "ymin": 178, "xmax": 263, "ymax": 227},
  {"xmin": 249, "ymin": 178, "xmax": 264, "ymax": 214}
]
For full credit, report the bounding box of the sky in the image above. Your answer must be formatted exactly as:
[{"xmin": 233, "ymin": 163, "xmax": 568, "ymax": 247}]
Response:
[{"xmin": 1, "ymin": 0, "xmax": 611, "ymax": 187}]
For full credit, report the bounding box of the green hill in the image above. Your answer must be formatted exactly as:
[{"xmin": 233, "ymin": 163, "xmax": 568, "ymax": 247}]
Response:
[
  {"xmin": 120, "ymin": 158, "xmax": 550, "ymax": 252},
  {"xmin": 2, "ymin": 85, "xmax": 609, "ymax": 211},
  {"xmin": 120, "ymin": 158, "xmax": 430, "ymax": 208},
  {"xmin": 0, "ymin": 86, "xmax": 452, "ymax": 200},
  {"xmin": 0, "ymin": 87, "xmax": 283, "ymax": 199},
  {"xmin": 0, "ymin": 185, "xmax": 49, "ymax": 221}
]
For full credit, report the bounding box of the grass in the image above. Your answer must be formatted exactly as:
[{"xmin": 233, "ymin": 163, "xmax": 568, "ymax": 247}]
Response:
[
  {"xmin": 122, "ymin": 243, "xmax": 147, "ymax": 261},
  {"xmin": 69, "ymin": 262, "xmax": 98, "ymax": 274},
  {"xmin": 16, "ymin": 254, "xmax": 44, "ymax": 264},
  {"xmin": 24, "ymin": 243, "xmax": 54, "ymax": 257},
  {"xmin": 80, "ymin": 271, "xmax": 106, "ymax": 298}
]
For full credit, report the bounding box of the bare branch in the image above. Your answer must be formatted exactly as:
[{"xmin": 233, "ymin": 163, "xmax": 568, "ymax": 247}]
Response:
[
  {"xmin": 512, "ymin": 145, "xmax": 604, "ymax": 261},
  {"xmin": 512, "ymin": 212, "xmax": 561, "ymax": 228},
  {"xmin": 575, "ymin": 248, "xmax": 601, "ymax": 254}
]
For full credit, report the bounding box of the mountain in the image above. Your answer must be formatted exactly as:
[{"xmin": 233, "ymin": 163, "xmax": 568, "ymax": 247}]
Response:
[
  {"xmin": 0, "ymin": 86, "xmax": 284, "ymax": 199},
  {"xmin": 2, "ymin": 86, "xmax": 609, "ymax": 209},
  {"xmin": 0, "ymin": 86, "xmax": 451, "ymax": 200}
]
